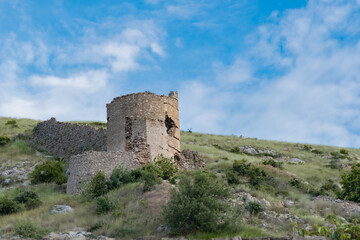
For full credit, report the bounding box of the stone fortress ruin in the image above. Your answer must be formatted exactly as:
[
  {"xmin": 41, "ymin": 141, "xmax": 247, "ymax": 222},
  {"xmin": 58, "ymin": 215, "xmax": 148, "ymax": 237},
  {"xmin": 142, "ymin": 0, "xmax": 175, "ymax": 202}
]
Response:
[{"xmin": 32, "ymin": 91, "xmax": 203, "ymax": 195}]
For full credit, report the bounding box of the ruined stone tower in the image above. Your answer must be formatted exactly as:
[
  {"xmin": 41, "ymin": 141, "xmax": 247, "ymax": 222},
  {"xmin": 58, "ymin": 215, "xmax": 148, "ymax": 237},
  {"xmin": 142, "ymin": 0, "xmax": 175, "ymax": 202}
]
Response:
[
  {"xmin": 66, "ymin": 91, "xmax": 181, "ymax": 194},
  {"xmin": 107, "ymin": 91, "xmax": 180, "ymax": 163}
]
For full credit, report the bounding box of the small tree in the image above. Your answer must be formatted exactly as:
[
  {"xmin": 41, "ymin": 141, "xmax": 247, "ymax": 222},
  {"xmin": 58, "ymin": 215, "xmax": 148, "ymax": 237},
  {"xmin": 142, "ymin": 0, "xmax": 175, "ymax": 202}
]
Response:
[
  {"xmin": 163, "ymin": 171, "xmax": 230, "ymax": 235},
  {"xmin": 87, "ymin": 172, "xmax": 108, "ymax": 198},
  {"xmin": 339, "ymin": 163, "xmax": 360, "ymax": 203},
  {"xmin": 154, "ymin": 155, "xmax": 177, "ymax": 180}
]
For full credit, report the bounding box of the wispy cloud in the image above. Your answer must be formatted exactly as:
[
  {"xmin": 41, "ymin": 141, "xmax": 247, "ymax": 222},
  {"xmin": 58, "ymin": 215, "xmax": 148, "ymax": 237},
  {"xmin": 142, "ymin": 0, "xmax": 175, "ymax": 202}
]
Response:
[
  {"xmin": 181, "ymin": 0, "xmax": 360, "ymax": 147},
  {"xmin": 0, "ymin": 17, "xmax": 166, "ymax": 121}
]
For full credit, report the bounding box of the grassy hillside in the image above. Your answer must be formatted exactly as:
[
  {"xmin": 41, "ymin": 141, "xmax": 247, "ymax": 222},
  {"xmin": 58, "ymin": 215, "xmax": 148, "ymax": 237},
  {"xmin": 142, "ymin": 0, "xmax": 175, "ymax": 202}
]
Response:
[{"xmin": 0, "ymin": 117, "xmax": 359, "ymax": 239}]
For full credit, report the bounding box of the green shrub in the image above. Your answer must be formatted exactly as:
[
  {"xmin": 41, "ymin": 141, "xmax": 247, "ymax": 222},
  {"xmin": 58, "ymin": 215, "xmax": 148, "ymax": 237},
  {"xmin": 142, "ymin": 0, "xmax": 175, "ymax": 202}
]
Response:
[
  {"xmin": 230, "ymin": 147, "xmax": 240, "ymax": 154},
  {"xmin": 0, "ymin": 136, "xmax": 11, "ymax": 146},
  {"xmin": 233, "ymin": 159, "xmax": 251, "ymax": 176},
  {"xmin": 30, "ymin": 160, "xmax": 67, "ymax": 185},
  {"xmin": 303, "ymin": 144, "xmax": 312, "ymax": 151},
  {"xmin": 154, "ymin": 155, "xmax": 178, "ymax": 180},
  {"xmin": 0, "ymin": 196, "xmax": 20, "ymax": 215},
  {"xmin": 87, "ymin": 172, "xmax": 108, "ymax": 198},
  {"xmin": 340, "ymin": 149, "xmax": 349, "ymax": 155},
  {"xmin": 163, "ymin": 171, "xmax": 230, "ymax": 235},
  {"xmin": 107, "ymin": 167, "xmax": 137, "ymax": 190},
  {"xmin": 142, "ymin": 170, "xmax": 158, "ymax": 192},
  {"xmin": 289, "ymin": 177, "xmax": 304, "ymax": 189},
  {"xmin": 108, "ymin": 164, "xmax": 163, "ymax": 192},
  {"xmin": 300, "ymin": 218, "xmax": 360, "ymax": 240},
  {"xmin": 339, "ymin": 163, "xmax": 360, "ymax": 203},
  {"xmin": 331, "ymin": 151, "xmax": 346, "ymax": 159},
  {"xmin": 96, "ymin": 196, "xmax": 115, "ymax": 214},
  {"xmin": 14, "ymin": 191, "xmax": 42, "ymax": 210},
  {"xmin": 262, "ymin": 159, "xmax": 284, "ymax": 170},
  {"xmin": 5, "ymin": 120, "xmax": 18, "ymax": 128},
  {"xmin": 226, "ymin": 160, "xmax": 267, "ymax": 188},
  {"xmin": 311, "ymin": 149, "xmax": 323, "ymax": 154},
  {"xmin": 320, "ymin": 179, "xmax": 341, "ymax": 197},
  {"xmin": 248, "ymin": 167, "xmax": 266, "ymax": 188},
  {"xmin": 14, "ymin": 221, "xmax": 48, "ymax": 238},
  {"xmin": 169, "ymin": 176, "xmax": 177, "ymax": 185},
  {"xmin": 141, "ymin": 163, "xmax": 162, "ymax": 178},
  {"xmin": 245, "ymin": 201, "xmax": 266, "ymax": 215},
  {"xmin": 225, "ymin": 168, "xmax": 241, "ymax": 184}
]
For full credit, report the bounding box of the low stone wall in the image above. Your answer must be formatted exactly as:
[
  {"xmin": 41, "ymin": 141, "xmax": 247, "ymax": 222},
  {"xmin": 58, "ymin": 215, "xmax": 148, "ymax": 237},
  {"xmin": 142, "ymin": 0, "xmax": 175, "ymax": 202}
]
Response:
[
  {"xmin": 31, "ymin": 118, "xmax": 106, "ymax": 158},
  {"xmin": 66, "ymin": 151, "xmax": 142, "ymax": 195}
]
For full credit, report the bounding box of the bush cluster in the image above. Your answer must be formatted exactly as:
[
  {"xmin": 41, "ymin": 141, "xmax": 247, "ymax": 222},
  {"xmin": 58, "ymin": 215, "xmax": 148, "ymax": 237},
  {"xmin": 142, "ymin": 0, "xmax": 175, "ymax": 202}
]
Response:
[
  {"xmin": 226, "ymin": 159, "xmax": 267, "ymax": 188},
  {"xmin": 244, "ymin": 201, "xmax": 266, "ymax": 215},
  {"xmin": 288, "ymin": 178, "xmax": 322, "ymax": 196},
  {"xmin": 0, "ymin": 136, "xmax": 11, "ymax": 146},
  {"xmin": 300, "ymin": 218, "xmax": 360, "ymax": 240},
  {"xmin": 163, "ymin": 171, "xmax": 230, "ymax": 235},
  {"xmin": 154, "ymin": 155, "xmax": 178, "ymax": 180},
  {"xmin": 30, "ymin": 160, "xmax": 67, "ymax": 185},
  {"xmin": 319, "ymin": 179, "xmax": 341, "ymax": 197},
  {"xmin": 96, "ymin": 196, "xmax": 115, "ymax": 215},
  {"xmin": 14, "ymin": 221, "xmax": 49, "ymax": 238},
  {"xmin": 5, "ymin": 120, "xmax": 18, "ymax": 128},
  {"xmin": 0, "ymin": 190, "xmax": 42, "ymax": 216},
  {"xmin": 87, "ymin": 172, "xmax": 108, "ymax": 198},
  {"xmin": 108, "ymin": 157, "xmax": 177, "ymax": 193},
  {"xmin": 0, "ymin": 196, "xmax": 20, "ymax": 215},
  {"xmin": 339, "ymin": 163, "xmax": 360, "ymax": 203},
  {"xmin": 339, "ymin": 149, "xmax": 349, "ymax": 155},
  {"xmin": 14, "ymin": 190, "xmax": 42, "ymax": 210},
  {"xmin": 262, "ymin": 159, "xmax": 284, "ymax": 170}
]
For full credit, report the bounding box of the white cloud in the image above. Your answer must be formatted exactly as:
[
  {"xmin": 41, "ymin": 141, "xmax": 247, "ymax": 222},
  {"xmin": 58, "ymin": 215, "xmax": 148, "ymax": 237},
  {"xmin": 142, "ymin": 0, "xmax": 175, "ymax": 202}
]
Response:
[
  {"xmin": 214, "ymin": 58, "xmax": 256, "ymax": 84},
  {"xmin": 55, "ymin": 21, "xmax": 165, "ymax": 73},
  {"xmin": 0, "ymin": 19, "xmax": 165, "ymax": 121},
  {"xmin": 150, "ymin": 42, "xmax": 165, "ymax": 56},
  {"xmin": 167, "ymin": 3, "xmax": 205, "ymax": 19},
  {"xmin": 179, "ymin": 81, "xmax": 234, "ymax": 134},
  {"xmin": 30, "ymin": 69, "xmax": 108, "ymax": 93},
  {"xmin": 183, "ymin": 0, "xmax": 360, "ymax": 147}
]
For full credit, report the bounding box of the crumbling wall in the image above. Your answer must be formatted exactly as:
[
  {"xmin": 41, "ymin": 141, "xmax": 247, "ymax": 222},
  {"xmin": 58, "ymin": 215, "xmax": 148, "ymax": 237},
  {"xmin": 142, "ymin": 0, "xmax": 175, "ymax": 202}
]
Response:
[
  {"xmin": 107, "ymin": 91, "xmax": 180, "ymax": 161},
  {"xmin": 66, "ymin": 151, "xmax": 141, "ymax": 194},
  {"xmin": 31, "ymin": 118, "xmax": 106, "ymax": 158}
]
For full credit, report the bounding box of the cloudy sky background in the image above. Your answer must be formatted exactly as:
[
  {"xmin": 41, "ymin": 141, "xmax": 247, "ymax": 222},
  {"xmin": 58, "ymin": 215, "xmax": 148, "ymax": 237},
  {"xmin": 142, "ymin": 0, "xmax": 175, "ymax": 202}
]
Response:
[{"xmin": 1, "ymin": 0, "xmax": 360, "ymax": 147}]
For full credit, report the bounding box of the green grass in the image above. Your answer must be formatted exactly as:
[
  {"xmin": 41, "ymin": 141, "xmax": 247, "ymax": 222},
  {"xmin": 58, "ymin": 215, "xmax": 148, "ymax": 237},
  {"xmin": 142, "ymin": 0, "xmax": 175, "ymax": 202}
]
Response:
[
  {"xmin": 0, "ymin": 118, "xmax": 40, "ymax": 138},
  {"xmin": 68, "ymin": 121, "xmax": 107, "ymax": 128},
  {"xmin": 1, "ymin": 118, "xmax": 360, "ymax": 239}
]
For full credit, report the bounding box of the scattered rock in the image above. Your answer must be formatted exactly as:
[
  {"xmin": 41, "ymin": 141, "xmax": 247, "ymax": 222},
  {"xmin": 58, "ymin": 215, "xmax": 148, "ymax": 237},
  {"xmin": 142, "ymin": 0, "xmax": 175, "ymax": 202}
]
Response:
[
  {"xmin": 239, "ymin": 146, "xmax": 258, "ymax": 155},
  {"xmin": 174, "ymin": 150, "xmax": 205, "ymax": 169},
  {"xmin": 283, "ymin": 200, "xmax": 295, "ymax": 208},
  {"xmin": 236, "ymin": 146, "xmax": 280, "ymax": 157},
  {"xmin": 0, "ymin": 161, "xmax": 37, "ymax": 186},
  {"xmin": 312, "ymin": 196, "xmax": 360, "ymax": 218},
  {"xmin": 50, "ymin": 205, "xmax": 73, "ymax": 214},
  {"xmin": 230, "ymin": 192, "xmax": 271, "ymax": 208}
]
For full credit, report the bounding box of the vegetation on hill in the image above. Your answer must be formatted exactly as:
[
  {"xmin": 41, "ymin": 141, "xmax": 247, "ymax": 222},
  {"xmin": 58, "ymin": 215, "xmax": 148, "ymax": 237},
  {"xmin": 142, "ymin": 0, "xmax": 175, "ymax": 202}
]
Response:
[{"xmin": 0, "ymin": 117, "xmax": 360, "ymax": 239}]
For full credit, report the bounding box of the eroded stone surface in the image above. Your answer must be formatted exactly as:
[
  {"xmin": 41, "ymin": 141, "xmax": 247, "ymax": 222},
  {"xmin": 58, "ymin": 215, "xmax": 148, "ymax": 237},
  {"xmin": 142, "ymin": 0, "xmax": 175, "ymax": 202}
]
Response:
[{"xmin": 31, "ymin": 118, "xmax": 106, "ymax": 158}]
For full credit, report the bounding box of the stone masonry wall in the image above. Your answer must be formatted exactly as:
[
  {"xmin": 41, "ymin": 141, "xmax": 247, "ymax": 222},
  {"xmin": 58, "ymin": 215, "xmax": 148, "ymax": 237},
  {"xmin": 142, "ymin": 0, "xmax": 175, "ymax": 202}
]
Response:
[
  {"xmin": 66, "ymin": 151, "xmax": 141, "ymax": 194},
  {"xmin": 106, "ymin": 91, "xmax": 180, "ymax": 161},
  {"xmin": 31, "ymin": 118, "xmax": 106, "ymax": 158}
]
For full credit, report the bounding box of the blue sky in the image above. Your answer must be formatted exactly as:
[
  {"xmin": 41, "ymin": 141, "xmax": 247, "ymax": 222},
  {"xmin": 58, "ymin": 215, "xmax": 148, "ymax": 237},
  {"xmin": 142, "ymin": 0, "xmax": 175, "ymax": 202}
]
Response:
[{"xmin": 1, "ymin": 0, "xmax": 360, "ymax": 147}]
